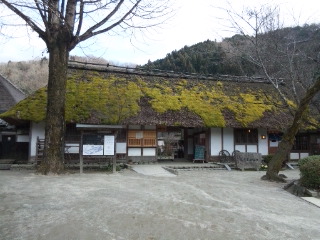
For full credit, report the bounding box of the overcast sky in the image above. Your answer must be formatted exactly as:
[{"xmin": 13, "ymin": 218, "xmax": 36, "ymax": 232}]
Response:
[{"xmin": 0, "ymin": 0, "xmax": 319, "ymax": 65}]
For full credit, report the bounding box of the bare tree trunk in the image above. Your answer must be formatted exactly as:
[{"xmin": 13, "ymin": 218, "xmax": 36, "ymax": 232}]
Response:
[
  {"xmin": 262, "ymin": 77, "xmax": 320, "ymax": 182},
  {"xmin": 39, "ymin": 43, "xmax": 69, "ymax": 174}
]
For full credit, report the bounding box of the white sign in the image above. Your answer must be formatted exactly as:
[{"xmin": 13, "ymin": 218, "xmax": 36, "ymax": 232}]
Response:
[
  {"xmin": 270, "ymin": 140, "xmax": 279, "ymax": 147},
  {"xmin": 83, "ymin": 145, "xmax": 104, "ymax": 155},
  {"xmin": 116, "ymin": 143, "xmax": 127, "ymax": 154},
  {"xmin": 104, "ymin": 135, "xmax": 115, "ymax": 155},
  {"xmin": 136, "ymin": 131, "xmax": 143, "ymax": 139}
]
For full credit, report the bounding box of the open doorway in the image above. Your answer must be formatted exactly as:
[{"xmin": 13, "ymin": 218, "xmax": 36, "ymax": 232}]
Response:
[{"xmin": 157, "ymin": 127, "xmax": 184, "ymax": 161}]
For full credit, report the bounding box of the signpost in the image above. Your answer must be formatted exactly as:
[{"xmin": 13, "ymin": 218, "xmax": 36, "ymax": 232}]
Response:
[{"xmin": 104, "ymin": 135, "xmax": 116, "ymax": 173}]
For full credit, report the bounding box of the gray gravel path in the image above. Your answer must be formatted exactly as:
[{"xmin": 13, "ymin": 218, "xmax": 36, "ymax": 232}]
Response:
[{"xmin": 0, "ymin": 169, "xmax": 319, "ymax": 240}]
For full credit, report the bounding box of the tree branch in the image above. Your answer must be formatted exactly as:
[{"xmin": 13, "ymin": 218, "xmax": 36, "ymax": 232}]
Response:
[
  {"xmin": 0, "ymin": 0, "xmax": 46, "ymax": 40},
  {"xmin": 71, "ymin": 0, "xmax": 143, "ymax": 49}
]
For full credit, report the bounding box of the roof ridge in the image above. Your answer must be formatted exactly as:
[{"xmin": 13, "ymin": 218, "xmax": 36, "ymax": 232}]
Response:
[
  {"xmin": 67, "ymin": 61, "xmax": 277, "ymax": 84},
  {"xmin": 0, "ymin": 73, "xmax": 26, "ymax": 95}
]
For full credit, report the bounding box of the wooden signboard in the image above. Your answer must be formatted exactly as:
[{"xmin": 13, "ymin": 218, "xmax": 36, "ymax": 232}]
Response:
[{"xmin": 194, "ymin": 145, "xmax": 205, "ymax": 160}]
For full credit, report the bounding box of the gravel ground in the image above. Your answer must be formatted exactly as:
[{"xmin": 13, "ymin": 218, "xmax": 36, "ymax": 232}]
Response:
[{"xmin": 0, "ymin": 168, "xmax": 319, "ymax": 240}]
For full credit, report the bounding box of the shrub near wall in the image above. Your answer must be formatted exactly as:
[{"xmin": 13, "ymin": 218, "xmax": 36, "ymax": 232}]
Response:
[{"xmin": 299, "ymin": 155, "xmax": 320, "ymax": 190}]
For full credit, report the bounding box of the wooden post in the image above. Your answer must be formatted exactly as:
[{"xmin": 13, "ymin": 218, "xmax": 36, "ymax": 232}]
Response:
[
  {"xmin": 112, "ymin": 156, "xmax": 116, "ymax": 173},
  {"xmin": 113, "ymin": 131, "xmax": 117, "ymax": 173},
  {"xmin": 80, "ymin": 130, "xmax": 83, "ymax": 174}
]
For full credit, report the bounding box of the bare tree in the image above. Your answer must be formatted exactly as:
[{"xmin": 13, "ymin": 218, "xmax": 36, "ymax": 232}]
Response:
[
  {"xmin": 0, "ymin": 0, "xmax": 172, "ymax": 174},
  {"xmin": 220, "ymin": 5, "xmax": 320, "ymax": 181}
]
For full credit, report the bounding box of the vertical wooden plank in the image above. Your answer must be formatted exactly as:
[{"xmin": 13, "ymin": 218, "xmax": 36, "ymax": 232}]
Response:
[
  {"xmin": 80, "ymin": 130, "xmax": 83, "ymax": 174},
  {"xmin": 112, "ymin": 156, "xmax": 116, "ymax": 173},
  {"xmin": 113, "ymin": 131, "xmax": 117, "ymax": 173}
]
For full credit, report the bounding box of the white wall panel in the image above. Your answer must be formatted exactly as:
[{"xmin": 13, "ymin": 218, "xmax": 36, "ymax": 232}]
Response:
[
  {"xmin": 223, "ymin": 128, "xmax": 234, "ymax": 154},
  {"xmin": 211, "ymin": 128, "xmax": 222, "ymax": 156},
  {"xmin": 30, "ymin": 122, "xmax": 45, "ymax": 157},
  {"xmin": 128, "ymin": 148, "xmax": 141, "ymax": 156},
  {"xmin": 300, "ymin": 153, "xmax": 309, "ymax": 159},
  {"xmin": 258, "ymin": 128, "xmax": 268, "ymax": 155},
  {"xmin": 247, "ymin": 145, "xmax": 258, "ymax": 153},
  {"xmin": 143, "ymin": 148, "xmax": 156, "ymax": 156},
  {"xmin": 235, "ymin": 145, "xmax": 246, "ymax": 152},
  {"xmin": 17, "ymin": 135, "xmax": 29, "ymax": 142},
  {"xmin": 116, "ymin": 143, "xmax": 127, "ymax": 154},
  {"xmin": 290, "ymin": 153, "xmax": 299, "ymax": 160}
]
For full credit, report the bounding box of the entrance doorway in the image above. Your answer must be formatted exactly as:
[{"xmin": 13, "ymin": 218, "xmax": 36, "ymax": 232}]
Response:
[
  {"xmin": 1, "ymin": 135, "xmax": 16, "ymax": 159},
  {"xmin": 157, "ymin": 127, "xmax": 184, "ymax": 161}
]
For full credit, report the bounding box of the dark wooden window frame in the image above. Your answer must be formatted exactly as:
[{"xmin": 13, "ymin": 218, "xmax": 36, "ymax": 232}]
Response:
[
  {"xmin": 292, "ymin": 134, "xmax": 310, "ymax": 151},
  {"xmin": 234, "ymin": 128, "xmax": 258, "ymax": 145}
]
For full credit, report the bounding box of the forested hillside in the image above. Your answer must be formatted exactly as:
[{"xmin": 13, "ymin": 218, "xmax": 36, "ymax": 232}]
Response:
[
  {"xmin": 0, "ymin": 59, "xmax": 49, "ymax": 95},
  {"xmin": 143, "ymin": 40, "xmax": 246, "ymax": 75},
  {"xmin": 0, "ymin": 56, "xmax": 109, "ymax": 94},
  {"xmin": 144, "ymin": 24, "xmax": 320, "ymax": 77}
]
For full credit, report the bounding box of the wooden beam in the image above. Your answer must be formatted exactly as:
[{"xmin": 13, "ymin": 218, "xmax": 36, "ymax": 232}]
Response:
[{"xmin": 80, "ymin": 130, "xmax": 83, "ymax": 174}]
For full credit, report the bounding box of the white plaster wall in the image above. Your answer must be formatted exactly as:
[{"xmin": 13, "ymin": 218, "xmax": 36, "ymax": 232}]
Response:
[
  {"xmin": 300, "ymin": 153, "xmax": 309, "ymax": 159},
  {"xmin": 223, "ymin": 128, "xmax": 234, "ymax": 154},
  {"xmin": 247, "ymin": 145, "xmax": 258, "ymax": 153},
  {"xmin": 270, "ymin": 141, "xmax": 279, "ymax": 147},
  {"xmin": 290, "ymin": 153, "xmax": 299, "ymax": 160},
  {"xmin": 128, "ymin": 148, "xmax": 141, "ymax": 156},
  {"xmin": 30, "ymin": 122, "xmax": 45, "ymax": 158},
  {"xmin": 17, "ymin": 135, "xmax": 29, "ymax": 142},
  {"xmin": 258, "ymin": 128, "xmax": 268, "ymax": 155},
  {"xmin": 143, "ymin": 148, "xmax": 156, "ymax": 156},
  {"xmin": 210, "ymin": 128, "xmax": 222, "ymax": 156},
  {"xmin": 235, "ymin": 145, "xmax": 246, "ymax": 152}
]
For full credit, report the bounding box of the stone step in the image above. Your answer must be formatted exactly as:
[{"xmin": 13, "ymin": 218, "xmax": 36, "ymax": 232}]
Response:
[{"xmin": 0, "ymin": 164, "xmax": 12, "ymax": 170}]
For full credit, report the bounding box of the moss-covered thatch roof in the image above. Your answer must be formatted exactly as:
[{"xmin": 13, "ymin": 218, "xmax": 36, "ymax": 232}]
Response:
[{"xmin": 0, "ymin": 64, "xmax": 298, "ymax": 129}]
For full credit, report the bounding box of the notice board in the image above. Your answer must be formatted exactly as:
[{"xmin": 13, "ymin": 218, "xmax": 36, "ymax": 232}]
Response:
[{"xmin": 104, "ymin": 135, "xmax": 115, "ymax": 155}]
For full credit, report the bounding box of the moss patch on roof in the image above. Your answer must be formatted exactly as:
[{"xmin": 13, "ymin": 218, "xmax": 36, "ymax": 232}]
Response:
[
  {"xmin": 1, "ymin": 87, "xmax": 47, "ymax": 122},
  {"xmin": 0, "ymin": 70, "xmax": 287, "ymax": 127}
]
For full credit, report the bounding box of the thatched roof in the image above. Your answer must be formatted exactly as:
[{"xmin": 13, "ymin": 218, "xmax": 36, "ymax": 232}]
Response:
[
  {"xmin": 0, "ymin": 74, "xmax": 25, "ymax": 113},
  {"xmin": 0, "ymin": 74, "xmax": 26, "ymax": 128},
  {"xmin": 0, "ymin": 62, "xmax": 298, "ymax": 130}
]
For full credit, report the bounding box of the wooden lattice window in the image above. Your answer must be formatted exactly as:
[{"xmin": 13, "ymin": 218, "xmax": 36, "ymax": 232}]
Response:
[
  {"xmin": 128, "ymin": 130, "xmax": 156, "ymax": 147},
  {"xmin": 292, "ymin": 135, "xmax": 309, "ymax": 150},
  {"xmin": 234, "ymin": 129, "xmax": 258, "ymax": 144}
]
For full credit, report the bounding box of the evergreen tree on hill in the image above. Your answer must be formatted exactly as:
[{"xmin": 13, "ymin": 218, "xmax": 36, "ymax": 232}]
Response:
[
  {"xmin": 144, "ymin": 39, "xmax": 248, "ymax": 75},
  {"xmin": 144, "ymin": 24, "xmax": 320, "ymax": 78}
]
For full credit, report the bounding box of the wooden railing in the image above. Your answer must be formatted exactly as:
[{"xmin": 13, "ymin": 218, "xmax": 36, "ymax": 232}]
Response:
[
  {"xmin": 36, "ymin": 137, "xmax": 45, "ymax": 164},
  {"xmin": 128, "ymin": 138, "xmax": 142, "ymax": 147}
]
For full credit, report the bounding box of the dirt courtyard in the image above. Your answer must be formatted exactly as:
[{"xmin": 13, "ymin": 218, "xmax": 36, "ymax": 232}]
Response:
[{"xmin": 0, "ymin": 168, "xmax": 319, "ymax": 240}]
